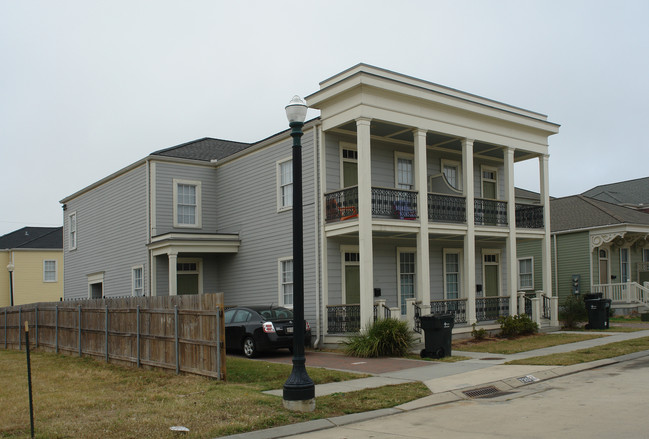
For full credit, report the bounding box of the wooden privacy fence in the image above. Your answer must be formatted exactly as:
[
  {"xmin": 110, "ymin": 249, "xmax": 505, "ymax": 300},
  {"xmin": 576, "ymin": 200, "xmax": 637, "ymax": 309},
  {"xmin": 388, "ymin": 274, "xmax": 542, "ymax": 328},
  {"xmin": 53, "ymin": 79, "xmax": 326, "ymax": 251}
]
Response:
[{"xmin": 0, "ymin": 293, "xmax": 226, "ymax": 380}]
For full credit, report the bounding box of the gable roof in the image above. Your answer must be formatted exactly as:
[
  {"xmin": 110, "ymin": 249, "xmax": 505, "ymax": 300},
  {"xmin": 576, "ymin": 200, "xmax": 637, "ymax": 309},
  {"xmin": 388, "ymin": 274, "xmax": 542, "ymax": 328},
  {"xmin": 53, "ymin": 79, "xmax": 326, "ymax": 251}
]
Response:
[
  {"xmin": 151, "ymin": 137, "xmax": 252, "ymax": 162},
  {"xmin": 551, "ymin": 195, "xmax": 649, "ymax": 233},
  {"xmin": 0, "ymin": 227, "xmax": 63, "ymax": 250},
  {"xmin": 581, "ymin": 177, "xmax": 649, "ymax": 207}
]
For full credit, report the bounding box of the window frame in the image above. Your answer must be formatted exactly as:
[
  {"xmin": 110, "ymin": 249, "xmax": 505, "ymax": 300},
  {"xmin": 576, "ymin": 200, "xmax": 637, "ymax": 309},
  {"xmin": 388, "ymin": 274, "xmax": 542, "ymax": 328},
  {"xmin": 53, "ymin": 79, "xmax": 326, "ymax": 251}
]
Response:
[
  {"xmin": 394, "ymin": 152, "xmax": 415, "ymax": 190},
  {"xmin": 441, "ymin": 159, "xmax": 462, "ymax": 191},
  {"xmin": 278, "ymin": 257, "xmax": 294, "ymax": 308},
  {"xmin": 132, "ymin": 265, "xmax": 144, "ymax": 296},
  {"xmin": 277, "ymin": 158, "xmax": 293, "ymax": 212},
  {"xmin": 68, "ymin": 211, "xmax": 77, "ymax": 250},
  {"xmin": 43, "ymin": 260, "xmax": 57, "ymax": 282},
  {"xmin": 443, "ymin": 248, "xmax": 463, "ymax": 300},
  {"xmin": 172, "ymin": 179, "xmax": 202, "ymax": 228},
  {"xmin": 517, "ymin": 257, "xmax": 534, "ymax": 291}
]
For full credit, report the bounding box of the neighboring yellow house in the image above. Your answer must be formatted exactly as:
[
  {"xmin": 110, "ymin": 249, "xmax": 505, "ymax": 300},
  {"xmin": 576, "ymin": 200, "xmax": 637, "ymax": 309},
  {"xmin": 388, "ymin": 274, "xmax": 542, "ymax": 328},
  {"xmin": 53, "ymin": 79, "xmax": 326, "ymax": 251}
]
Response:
[{"xmin": 1, "ymin": 227, "xmax": 63, "ymax": 307}]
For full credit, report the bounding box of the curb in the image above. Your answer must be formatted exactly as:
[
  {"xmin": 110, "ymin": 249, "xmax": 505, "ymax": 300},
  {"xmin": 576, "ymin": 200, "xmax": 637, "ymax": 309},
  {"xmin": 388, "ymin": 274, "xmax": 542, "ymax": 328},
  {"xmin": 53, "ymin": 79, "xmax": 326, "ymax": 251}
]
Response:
[{"xmin": 216, "ymin": 350, "xmax": 649, "ymax": 439}]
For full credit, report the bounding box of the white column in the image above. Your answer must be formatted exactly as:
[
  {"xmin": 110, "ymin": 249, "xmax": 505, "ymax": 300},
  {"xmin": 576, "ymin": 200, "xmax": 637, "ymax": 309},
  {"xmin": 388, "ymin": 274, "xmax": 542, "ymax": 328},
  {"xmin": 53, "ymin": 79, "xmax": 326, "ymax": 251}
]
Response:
[
  {"xmin": 462, "ymin": 139, "xmax": 476, "ymax": 324},
  {"xmin": 504, "ymin": 147, "xmax": 518, "ymax": 314},
  {"xmin": 357, "ymin": 118, "xmax": 374, "ymax": 331},
  {"xmin": 540, "ymin": 155, "xmax": 552, "ymax": 298},
  {"xmin": 168, "ymin": 251, "xmax": 178, "ymax": 296},
  {"xmin": 415, "ymin": 129, "xmax": 431, "ymax": 315}
]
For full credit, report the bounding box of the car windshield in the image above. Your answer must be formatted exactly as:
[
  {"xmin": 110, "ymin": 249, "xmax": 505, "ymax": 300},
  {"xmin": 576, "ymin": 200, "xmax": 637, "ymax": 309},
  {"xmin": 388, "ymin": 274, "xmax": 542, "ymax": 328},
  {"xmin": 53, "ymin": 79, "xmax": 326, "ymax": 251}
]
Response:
[{"xmin": 258, "ymin": 307, "xmax": 293, "ymax": 320}]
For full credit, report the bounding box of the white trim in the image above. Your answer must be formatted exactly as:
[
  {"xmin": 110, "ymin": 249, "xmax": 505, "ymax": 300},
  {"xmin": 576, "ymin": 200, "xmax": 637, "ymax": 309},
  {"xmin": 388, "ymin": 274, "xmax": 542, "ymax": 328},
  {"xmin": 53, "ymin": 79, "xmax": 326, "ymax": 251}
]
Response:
[
  {"xmin": 394, "ymin": 151, "xmax": 415, "ymax": 190},
  {"xmin": 397, "ymin": 247, "xmax": 416, "ymax": 315},
  {"xmin": 481, "ymin": 249, "xmax": 502, "ymax": 297},
  {"xmin": 443, "ymin": 248, "xmax": 463, "ymax": 299},
  {"xmin": 339, "ymin": 141, "xmax": 358, "ymax": 188},
  {"xmin": 517, "ymin": 256, "xmax": 534, "ymax": 291},
  {"xmin": 177, "ymin": 257, "xmax": 203, "ymax": 295},
  {"xmin": 598, "ymin": 248, "xmax": 610, "ymax": 284},
  {"xmin": 43, "ymin": 260, "xmax": 58, "ymax": 283},
  {"xmin": 172, "ymin": 179, "xmax": 202, "ymax": 228},
  {"xmin": 441, "ymin": 159, "xmax": 462, "ymax": 191},
  {"xmin": 276, "ymin": 157, "xmax": 293, "ymax": 212},
  {"xmin": 278, "ymin": 256, "xmax": 294, "ymax": 307},
  {"xmin": 68, "ymin": 211, "xmax": 77, "ymax": 250},
  {"xmin": 132, "ymin": 265, "xmax": 144, "ymax": 297},
  {"xmin": 480, "ymin": 165, "xmax": 498, "ymax": 199}
]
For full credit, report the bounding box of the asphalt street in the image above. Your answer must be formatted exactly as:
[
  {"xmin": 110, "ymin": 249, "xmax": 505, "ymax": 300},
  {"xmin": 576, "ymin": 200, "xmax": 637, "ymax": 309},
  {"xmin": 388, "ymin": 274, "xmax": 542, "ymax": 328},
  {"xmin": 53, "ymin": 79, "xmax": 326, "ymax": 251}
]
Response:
[{"xmin": 287, "ymin": 355, "xmax": 649, "ymax": 439}]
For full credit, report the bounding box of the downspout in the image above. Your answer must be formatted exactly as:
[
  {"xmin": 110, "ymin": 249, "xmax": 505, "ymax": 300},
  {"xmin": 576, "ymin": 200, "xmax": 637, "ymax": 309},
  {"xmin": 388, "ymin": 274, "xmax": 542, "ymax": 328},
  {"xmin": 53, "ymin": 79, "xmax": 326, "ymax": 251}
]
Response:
[
  {"xmin": 146, "ymin": 158, "xmax": 151, "ymax": 296},
  {"xmin": 312, "ymin": 125, "xmax": 321, "ymax": 349}
]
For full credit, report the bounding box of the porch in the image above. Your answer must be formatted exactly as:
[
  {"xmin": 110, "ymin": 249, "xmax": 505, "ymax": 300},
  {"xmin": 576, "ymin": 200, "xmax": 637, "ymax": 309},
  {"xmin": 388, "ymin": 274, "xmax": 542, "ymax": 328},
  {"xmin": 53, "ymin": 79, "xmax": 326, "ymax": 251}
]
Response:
[{"xmin": 592, "ymin": 282, "xmax": 649, "ymax": 314}]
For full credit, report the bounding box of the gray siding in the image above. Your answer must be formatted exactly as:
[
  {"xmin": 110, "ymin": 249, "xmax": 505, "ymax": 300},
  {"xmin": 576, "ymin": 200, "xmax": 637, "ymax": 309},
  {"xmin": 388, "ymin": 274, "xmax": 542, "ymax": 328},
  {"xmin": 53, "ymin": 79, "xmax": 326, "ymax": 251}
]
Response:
[
  {"xmin": 213, "ymin": 129, "xmax": 319, "ymax": 321},
  {"xmin": 63, "ymin": 164, "xmax": 149, "ymax": 299},
  {"xmin": 555, "ymin": 231, "xmax": 590, "ymax": 301}
]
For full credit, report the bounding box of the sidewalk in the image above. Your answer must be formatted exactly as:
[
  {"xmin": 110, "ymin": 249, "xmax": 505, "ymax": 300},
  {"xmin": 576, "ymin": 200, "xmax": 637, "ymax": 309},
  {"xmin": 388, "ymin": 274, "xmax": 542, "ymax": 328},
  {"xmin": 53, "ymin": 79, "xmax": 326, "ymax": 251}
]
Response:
[{"xmin": 223, "ymin": 329, "xmax": 649, "ymax": 439}]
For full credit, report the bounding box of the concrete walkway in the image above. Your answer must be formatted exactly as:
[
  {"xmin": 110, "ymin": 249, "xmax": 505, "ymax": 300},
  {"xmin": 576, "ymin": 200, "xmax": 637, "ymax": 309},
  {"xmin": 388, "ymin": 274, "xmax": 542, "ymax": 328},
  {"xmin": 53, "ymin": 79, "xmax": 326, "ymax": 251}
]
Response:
[{"xmin": 222, "ymin": 329, "xmax": 649, "ymax": 439}]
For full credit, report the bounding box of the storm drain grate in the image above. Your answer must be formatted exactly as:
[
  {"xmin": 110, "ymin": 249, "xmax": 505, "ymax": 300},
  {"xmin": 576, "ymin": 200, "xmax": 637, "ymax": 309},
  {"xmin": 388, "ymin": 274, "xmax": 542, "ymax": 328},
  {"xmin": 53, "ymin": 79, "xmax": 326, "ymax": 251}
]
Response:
[{"xmin": 463, "ymin": 386, "xmax": 501, "ymax": 398}]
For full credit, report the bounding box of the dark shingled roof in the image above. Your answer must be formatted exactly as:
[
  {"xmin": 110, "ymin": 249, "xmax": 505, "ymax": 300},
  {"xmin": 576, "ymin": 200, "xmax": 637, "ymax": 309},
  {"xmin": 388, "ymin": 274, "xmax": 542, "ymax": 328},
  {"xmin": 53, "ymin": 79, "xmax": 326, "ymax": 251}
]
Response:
[
  {"xmin": 582, "ymin": 177, "xmax": 649, "ymax": 207},
  {"xmin": 0, "ymin": 227, "xmax": 63, "ymax": 249},
  {"xmin": 551, "ymin": 195, "xmax": 649, "ymax": 233},
  {"xmin": 151, "ymin": 137, "xmax": 252, "ymax": 162}
]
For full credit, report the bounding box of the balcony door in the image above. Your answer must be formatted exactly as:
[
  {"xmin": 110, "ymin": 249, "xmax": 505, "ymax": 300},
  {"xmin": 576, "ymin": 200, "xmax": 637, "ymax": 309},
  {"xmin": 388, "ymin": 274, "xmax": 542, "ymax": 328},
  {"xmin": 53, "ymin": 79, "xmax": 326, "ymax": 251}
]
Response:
[
  {"xmin": 341, "ymin": 144, "xmax": 358, "ymax": 188},
  {"xmin": 342, "ymin": 248, "xmax": 360, "ymax": 304},
  {"xmin": 483, "ymin": 251, "xmax": 500, "ymax": 297}
]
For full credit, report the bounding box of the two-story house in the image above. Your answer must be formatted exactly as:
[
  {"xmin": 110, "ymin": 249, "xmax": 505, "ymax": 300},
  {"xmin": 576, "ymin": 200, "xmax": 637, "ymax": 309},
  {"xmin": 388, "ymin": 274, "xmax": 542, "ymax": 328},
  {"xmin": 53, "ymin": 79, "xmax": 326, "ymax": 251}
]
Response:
[{"xmin": 61, "ymin": 64, "xmax": 560, "ymax": 346}]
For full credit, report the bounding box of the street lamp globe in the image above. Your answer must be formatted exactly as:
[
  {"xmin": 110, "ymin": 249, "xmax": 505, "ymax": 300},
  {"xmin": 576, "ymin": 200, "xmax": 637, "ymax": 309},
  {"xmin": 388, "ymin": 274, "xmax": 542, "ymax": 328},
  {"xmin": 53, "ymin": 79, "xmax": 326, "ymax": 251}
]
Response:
[{"xmin": 285, "ymin": 95, "xmax": 308, "ymax": 124}]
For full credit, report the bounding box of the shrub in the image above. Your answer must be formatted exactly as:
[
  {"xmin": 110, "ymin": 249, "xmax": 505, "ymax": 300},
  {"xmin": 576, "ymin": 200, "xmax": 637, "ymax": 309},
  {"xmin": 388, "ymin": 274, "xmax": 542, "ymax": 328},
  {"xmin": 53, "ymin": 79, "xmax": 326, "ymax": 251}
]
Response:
[
  {"xmin": 497, "ymin": 314, "xmax": 539, "ymax": 338},
  {"xmin": 559, "ymin": 294, "xmax": 587, "ymax": 329},
  {"xmin": 343, "ymin": 318, "xmax": 415, "ymax": 357},
  {"xmin": 471, "ymin": 323, "xmax": 488, "ymax": 341}
]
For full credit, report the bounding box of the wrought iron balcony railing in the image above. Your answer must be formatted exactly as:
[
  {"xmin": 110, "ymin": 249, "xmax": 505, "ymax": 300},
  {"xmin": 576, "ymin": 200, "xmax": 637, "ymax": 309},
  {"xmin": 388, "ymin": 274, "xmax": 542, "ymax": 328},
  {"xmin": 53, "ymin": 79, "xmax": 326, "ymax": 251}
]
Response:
[
  {"xmin": 325, "ymin": 187, "xmax": 359, "ymax": 222},
  {"xmin": 428, "ymin": 194, "xmax": 466, "ymax": 224},
  {"xmin": 515, "ymin": 204, "xmax": 544, "ymax": 229},
  {"xmin": 475, "ymin": 296, "xmax": 510, "ymax": 322},
  {"xmin": 474, "ymin": 198, "xmax": 508, "ymax": 226},
  {"xmin": 372, "ymin": 187, "xmax": 418, "ymax": 219},
  {"xmin": 430, "ymin": 298, "xmax": 468, "ymax": 324}
]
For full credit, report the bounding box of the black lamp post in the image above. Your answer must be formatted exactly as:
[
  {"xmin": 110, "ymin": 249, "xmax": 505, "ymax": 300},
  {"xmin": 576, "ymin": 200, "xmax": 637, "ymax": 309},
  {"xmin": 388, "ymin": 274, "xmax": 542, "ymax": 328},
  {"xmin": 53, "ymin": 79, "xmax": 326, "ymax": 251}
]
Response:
[
  {"xmin": 7, "ymin": 262, "xmax": 14, "ymax": 307},
  {"xmin": 282, "ymin": 96, "xmax": 315, "ymax": 412}
]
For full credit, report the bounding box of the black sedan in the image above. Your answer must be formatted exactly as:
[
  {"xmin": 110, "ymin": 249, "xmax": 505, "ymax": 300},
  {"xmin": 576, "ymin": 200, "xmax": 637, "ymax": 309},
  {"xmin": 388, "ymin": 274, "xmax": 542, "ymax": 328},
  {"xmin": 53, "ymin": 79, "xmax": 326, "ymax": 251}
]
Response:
[{"xmin": 224, "ymin": 306, "xmax": 312, "ymax": 358}]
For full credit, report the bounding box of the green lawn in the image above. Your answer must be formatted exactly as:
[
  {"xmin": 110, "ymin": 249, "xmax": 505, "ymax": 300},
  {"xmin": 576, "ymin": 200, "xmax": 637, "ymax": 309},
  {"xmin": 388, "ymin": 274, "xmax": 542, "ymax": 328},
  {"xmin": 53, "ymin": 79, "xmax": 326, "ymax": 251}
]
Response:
[
  {"xmin": 506, "ymin": 336, "xmax": 649, "ymax": 366},
  {"xmin": 452, "ymin": 333, "xmax": 606, "ymax": 355},
  {"xmin": 0, "ymin": 349, "xmax": 430, "ymax": 439}
]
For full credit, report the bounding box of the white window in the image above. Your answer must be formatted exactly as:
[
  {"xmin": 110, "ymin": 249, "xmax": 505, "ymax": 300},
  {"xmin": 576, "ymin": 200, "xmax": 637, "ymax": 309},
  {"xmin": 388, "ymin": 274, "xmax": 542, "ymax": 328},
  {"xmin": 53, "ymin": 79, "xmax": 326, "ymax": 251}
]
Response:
[
  {"xmin": 132, "ymin": 266, "xmax": 143, "ymax": 296},
  {"xmin": 173, "ymin": 179, "xmax": 202, "ymax": 228},
  {"xmin": 518, "ymin": 257, "xmax": 534, "ymax": 290},
  {"xmin": 398, "ymin": 249, "xmax": 416, "ymax": 315},
  {"xmin": 443, "ymin": 249, "xmax": 462, "ymax": 299},
  {"xmin": 69, "ymin": 212, "xmax": 77, "ymax": 250},
  {"xmin": 441, "ymin": 159, "xmax": 462, "ymax": 190},
  {"xmin": 621, "ymin": 248, "xmax": 630, "ymax": 282},
  {"xmin": 279, "ymin": 258, "xmax": 293, "ymax": 306},
  {"xmin": 277, "ymin": 159, "xmax": 293, "ymax": 210},
  {"xmin": 643, "ymin": 248, "xmax": 649, "ymax": 263},
  {"xmin": 43, "ymin": 260, "xmax": 57, "ymax": 282},
  {"xmin": 395, "ymin": 153, "xmax": 414, "ymax": 190}
]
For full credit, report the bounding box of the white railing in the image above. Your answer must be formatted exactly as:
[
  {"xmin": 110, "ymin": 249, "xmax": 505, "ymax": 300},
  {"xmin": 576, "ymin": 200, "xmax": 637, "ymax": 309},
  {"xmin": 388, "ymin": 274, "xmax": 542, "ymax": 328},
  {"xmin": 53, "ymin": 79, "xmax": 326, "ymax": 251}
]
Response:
[{"xmin": 592, "ymin": 282, "xmax": 649, "ymax": 305}]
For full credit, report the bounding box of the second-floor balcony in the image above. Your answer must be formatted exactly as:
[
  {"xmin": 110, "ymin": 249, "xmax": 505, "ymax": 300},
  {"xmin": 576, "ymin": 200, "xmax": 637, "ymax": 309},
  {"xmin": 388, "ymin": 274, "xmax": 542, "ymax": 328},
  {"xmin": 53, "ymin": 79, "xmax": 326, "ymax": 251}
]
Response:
[{"xmin": 324, "ymin": 186, "xmax": 543, "ymax": 228}]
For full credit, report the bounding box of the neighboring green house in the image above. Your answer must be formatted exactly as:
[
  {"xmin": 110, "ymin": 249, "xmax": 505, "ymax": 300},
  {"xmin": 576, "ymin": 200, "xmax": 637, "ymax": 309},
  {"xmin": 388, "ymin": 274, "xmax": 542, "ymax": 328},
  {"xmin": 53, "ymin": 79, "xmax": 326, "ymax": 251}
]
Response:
[{"xmin": 517, "ymin": 194, "xmax": 649, "ymax": 313}]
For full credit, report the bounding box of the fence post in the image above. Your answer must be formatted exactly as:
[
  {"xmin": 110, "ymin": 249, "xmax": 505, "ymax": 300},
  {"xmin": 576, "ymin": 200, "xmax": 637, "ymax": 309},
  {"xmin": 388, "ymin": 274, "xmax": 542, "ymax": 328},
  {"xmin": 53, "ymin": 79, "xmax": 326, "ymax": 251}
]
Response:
[
  {"xmin": 19, "ymin": 308, "xmax": 22, "ymax": 350},
  {"xmin": 136, "ymin": 305, "xmax": 141, "ymax": 368},
  {"xmin": 531, "ymin": 297, "xmax": 541, "ymax": 326},
  {"xmin": 4, "ymin": 309, "xmax": 6, "ymax": 349},
  {"xmin": 216, "ymin": 307, "xmax": 221, "ymax": 380},
  {"xmin": 626, "ymin": 282, "xmax": 632, "ymax": 303},
  {"xmin": 105, "ymin": 305, "xmax": 109, "ymax": 363},
  {"xmin": 78, "ymin": 305, "xmax": 82, "ymax": 357},
  {"xmin": 174, "ymin": 305, "xmax": 180, "ymax": 375},
  {"xmin": 35, "ymin": 306, "xmax": 38, "ymax": 348},
  {"xmin": 55, "ymin": 305, "xmax": 59, "ymax": 353}
]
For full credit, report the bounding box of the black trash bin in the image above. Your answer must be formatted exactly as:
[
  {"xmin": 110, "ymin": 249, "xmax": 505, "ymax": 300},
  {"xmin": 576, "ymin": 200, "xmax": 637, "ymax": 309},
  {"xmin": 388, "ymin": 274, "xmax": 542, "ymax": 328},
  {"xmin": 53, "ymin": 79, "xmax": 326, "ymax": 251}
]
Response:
[
  {"xmin": 420, "ymin": 314, "xmax": 454, "ymax": 359},
  {"xmin": 584, "ymin": 298, "xmax": 611, "ymax": 330}
]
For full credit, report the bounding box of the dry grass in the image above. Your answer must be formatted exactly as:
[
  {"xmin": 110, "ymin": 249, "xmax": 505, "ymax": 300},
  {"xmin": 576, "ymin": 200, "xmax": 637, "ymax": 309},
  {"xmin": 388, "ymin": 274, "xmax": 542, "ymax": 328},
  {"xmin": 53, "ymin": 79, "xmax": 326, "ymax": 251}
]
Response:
[
  {"xmin": 0, "ymin": 349, "xmax": 429, "ymax": 439},
  {"xmin": 506, "ymin": 336, "xmax": 649, "ymax": 366},
  {"xmin": 452, "ymin": 333, "xmax": 606, "ymax": 355}
]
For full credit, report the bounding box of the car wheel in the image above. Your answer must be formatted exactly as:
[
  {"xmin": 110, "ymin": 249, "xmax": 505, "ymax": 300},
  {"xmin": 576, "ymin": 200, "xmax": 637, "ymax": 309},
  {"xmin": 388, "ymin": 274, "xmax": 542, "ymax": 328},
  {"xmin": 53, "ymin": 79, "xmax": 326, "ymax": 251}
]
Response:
[{"xmin": 242, "ymin": 336, "xmax": 257, "ymax": 358}]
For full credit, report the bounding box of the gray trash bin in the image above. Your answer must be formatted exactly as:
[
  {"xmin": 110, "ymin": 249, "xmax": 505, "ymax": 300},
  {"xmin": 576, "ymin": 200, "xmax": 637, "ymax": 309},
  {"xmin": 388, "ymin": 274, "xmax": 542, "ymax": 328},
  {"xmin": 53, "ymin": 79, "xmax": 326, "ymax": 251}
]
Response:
[{"xmin": 420, "ymin": 314, "xmax": 454, "ymax": 359}]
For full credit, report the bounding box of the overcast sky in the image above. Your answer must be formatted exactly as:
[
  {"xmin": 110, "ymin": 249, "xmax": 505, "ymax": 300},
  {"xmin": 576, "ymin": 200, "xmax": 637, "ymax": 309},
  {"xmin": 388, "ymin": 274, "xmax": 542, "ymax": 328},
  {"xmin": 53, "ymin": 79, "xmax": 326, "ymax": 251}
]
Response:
[{"xmin": 1, "ymin": 0, "xmax": 648, "ymax": 237}]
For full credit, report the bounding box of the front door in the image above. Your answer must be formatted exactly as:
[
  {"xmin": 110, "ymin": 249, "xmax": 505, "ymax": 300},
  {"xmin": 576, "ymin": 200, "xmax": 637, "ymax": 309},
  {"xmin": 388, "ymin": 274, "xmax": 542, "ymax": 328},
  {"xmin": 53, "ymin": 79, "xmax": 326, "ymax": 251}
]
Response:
[
  {"xmin": 345, "ymin": 265, "xmax": 360, "ymax": 304},
  {"xmin": 177, "ymin": 258, "xmax": 201, "ymax": 295},
  {"xmin": 483, "ymin": 253, "xmax": 500, "ymax": 297}
]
